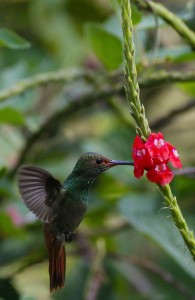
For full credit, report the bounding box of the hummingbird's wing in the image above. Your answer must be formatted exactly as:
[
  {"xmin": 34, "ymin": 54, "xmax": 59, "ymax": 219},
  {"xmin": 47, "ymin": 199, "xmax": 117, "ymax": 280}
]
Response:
[{"xmin": 18, "ymin": 166, "xmax": 63, "ymax": 223}]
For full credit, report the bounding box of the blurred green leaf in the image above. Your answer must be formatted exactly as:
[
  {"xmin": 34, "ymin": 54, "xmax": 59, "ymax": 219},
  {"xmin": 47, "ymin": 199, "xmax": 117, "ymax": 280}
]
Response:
[
  {"xmin": 118, "ymin": 194, "xmax": 195, "ymax": 279},
  {"xmin": 0, "ymin": 212, "xmax": 25, "ymax": 238},
  {"xmin": 0, "ymin": 28, "xmax": 31, "ymax": 50},
  {"xmin": 53, "ymin": 258, "xmax": 89, "ymax": 300},
  {"xmin": 0, "ymin": 278, "xmax": 20, "ymax": 300},
  {"xmin": 0, "ymin": 167, "xmax": 7, "ymax": 179},
  {"xmin": 0, "ymin": 107, "xmax": 25, "ymax": 125},
  {"xmin": 85, "ymin": 22, "xmax": 123, "ymax": 70},
  {"xmin": 113, "ymin": 260, "xmax": 158, "ymax": 299},
  {"xmin": 131, "ymin": 3, "xmax": 142, "ymax": 25},
  {"xmin": 173, "ymin": 48, "xmax": 195, "ymax": 63},
  {"xmin": 178, "ymin": 82, "xmax": 195, "ymax": 97}
]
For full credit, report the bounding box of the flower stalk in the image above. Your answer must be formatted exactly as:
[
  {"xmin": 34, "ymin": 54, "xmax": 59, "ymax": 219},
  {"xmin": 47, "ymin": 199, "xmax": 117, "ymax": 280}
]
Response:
[
  {"xmin": 121, "ymin": 0, "xmax": 150, "ymax": 141},
  {"xmin": 121, "ymin": 0, "xmax": 195, "ymax": 259}
]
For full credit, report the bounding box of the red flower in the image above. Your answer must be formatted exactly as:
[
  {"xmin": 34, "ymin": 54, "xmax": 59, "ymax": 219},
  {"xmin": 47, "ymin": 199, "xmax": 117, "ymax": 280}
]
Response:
[
  {"xmin": 145, "ymin": 132, "xmax": 169, "ymax": 162},
  {"xmin": 146, "ymin": 163, "xmax": 174, "ymax": 186},
  {"xmin": 132, "ymin": 135, "xmax": 153, "ymax": 178},
  {"xmin": 132, "ymin": 132, "xmax": 182, "ymax": 186},
  {"xmin": 167, "ymin": 143, "xmax": 182, "ymax": 169}
]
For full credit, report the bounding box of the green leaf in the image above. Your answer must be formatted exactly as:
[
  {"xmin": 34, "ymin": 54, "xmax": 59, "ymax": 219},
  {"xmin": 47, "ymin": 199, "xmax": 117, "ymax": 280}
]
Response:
[
  {"xmin": 131, "ymin": 3, "xmax": 142, "ymax": 25},
  {"xmin": 118, "ymin": 194, "xmax": 195, "ymax": 279},
  {"xmin": 0, "ymin": 213, "xmax": 24, "ymax": 238},
  {"xmin": 178, "ymin": 82, "xmax": 195, "ymax": 97},
  {"xmin": 113, "ymin": 260, "xmax": 159, "ymax": 298},
  {"xmin": 0, "ymin": 107, "xmax": 25, "ymax": 125},
  {"xmin": 0, "ymin": 28, "xmax": 31, "ymax": 49},
  {"xmin": 85, "ymin": 23, "xmax": 123, "ymax": 70},
  {"xmin": 0, "ymin": 167, "xmax": 7, "ymax": 179}
]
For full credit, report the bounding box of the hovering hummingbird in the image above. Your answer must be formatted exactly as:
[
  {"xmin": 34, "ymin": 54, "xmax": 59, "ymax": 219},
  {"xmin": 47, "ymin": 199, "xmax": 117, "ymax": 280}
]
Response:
[{"xmin": 18, "ymin": 152, "xmax": 133, "ymax": 292}]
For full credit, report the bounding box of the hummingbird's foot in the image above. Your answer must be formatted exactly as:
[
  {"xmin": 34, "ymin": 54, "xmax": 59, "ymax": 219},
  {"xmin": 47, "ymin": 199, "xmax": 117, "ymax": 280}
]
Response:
[
  {"xmin": 64, "ymin": 231, "xmax": 75, "ymax": 243},
  {"xmin": 56, "ymin": 232, "xmax": 65, "ymax": 244}
]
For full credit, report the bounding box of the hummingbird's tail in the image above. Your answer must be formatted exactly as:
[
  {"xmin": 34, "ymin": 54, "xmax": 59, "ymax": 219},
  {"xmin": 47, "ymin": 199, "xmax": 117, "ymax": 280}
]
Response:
[{"xmin": 43, "ymin": 224, "xmax": 66, "ymax": 292}]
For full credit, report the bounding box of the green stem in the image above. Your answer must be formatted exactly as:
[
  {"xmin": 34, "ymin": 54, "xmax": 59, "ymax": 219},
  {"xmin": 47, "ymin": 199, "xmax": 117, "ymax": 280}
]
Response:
[
  {"xmin": 140, "ymin": 70, "xmax": 195, "ymax": 87},
  {"xmin": 158, "ymin": 185, "xmax": 195, "ymax": 258},
  {"xmin": 0, "ymin": 69, "xmax": 194, "ymax": 102},
  {"xmin": 135, "ymin": 0, "xmax": 195, "ymax": 49},
  {"xmin": 0, "ymin": 69, "xmax": 90, "ymax": 102},
  {"xmin": 122, "ymin": 0, "xmax": 151, "ymax": 141},
  {"xmin": 121, "ymin": 0, "xmax": 195, "ymax": 260}
]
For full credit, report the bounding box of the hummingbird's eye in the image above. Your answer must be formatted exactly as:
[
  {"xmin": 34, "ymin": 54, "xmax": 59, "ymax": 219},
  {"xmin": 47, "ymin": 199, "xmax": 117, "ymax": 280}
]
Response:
[{"xmin": 96, "ymin": 158, "xmax": 103, "ymax": 164}]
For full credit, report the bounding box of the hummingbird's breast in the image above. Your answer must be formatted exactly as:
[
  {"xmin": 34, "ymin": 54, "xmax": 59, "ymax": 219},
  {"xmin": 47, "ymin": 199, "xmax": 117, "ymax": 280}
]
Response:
[{"xmin": 52, "ymin": 190, "xmax": 88, "ymax": 233}]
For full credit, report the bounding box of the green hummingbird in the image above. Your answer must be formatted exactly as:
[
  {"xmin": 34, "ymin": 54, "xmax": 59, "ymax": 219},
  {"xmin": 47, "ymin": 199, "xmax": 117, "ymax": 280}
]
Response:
[{"xmin": 18, "ymin": 152, "xmax": 133, "ymax": 292}]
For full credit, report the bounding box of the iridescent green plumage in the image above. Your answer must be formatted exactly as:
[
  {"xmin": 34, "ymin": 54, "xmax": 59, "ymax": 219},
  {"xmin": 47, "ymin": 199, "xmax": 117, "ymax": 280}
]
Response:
[{"xmin": 18, "ymin": 152, "xmax": 133, "ymax": 292}]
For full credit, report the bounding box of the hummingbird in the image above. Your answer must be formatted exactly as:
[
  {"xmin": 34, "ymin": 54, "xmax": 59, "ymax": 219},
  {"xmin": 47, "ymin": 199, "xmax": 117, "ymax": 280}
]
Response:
[{"xmin": 18, "ymin": 152, "xmax": 133, "ymax": 292}]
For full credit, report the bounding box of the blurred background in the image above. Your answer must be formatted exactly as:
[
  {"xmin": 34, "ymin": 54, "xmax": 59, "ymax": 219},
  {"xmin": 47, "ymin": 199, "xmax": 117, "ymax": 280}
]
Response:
[{"xmin": 0, "ymin": 0, "xmax": 195, "ymax": 299}]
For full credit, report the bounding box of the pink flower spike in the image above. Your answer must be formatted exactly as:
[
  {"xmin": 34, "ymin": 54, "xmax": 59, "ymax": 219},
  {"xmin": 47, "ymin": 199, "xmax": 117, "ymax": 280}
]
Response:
[
  {"xmin": 146, "ymin": 163, "xmax": 174, "ymax": 186},
  {"xmin": 167, "ymin": 143, "xmax": 182, "ymax": 169},
  {"xmin": 145, "ymin": 132, "xmax": 169, "ymax": 162}
]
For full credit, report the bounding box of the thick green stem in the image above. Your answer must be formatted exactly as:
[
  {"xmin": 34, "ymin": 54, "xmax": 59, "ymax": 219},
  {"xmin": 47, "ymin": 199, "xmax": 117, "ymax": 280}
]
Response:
[
  {"xmin": 121, "ymin": 0, "xmax": 195, "ymax": 260},
  {"xmin": 134, "ymin": 0, "xmax": 195, "ymax": 49}
]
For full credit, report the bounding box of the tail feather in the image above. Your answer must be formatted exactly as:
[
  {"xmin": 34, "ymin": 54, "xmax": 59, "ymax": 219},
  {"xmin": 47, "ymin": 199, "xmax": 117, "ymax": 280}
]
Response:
[{"xmin": 44, "ymin": 224, "xmax": 66, "ymax": 292}]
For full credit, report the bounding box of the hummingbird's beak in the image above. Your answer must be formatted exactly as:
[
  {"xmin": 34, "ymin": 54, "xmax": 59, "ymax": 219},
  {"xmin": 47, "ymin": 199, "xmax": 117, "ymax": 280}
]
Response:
[{"xmin": 108, "ymin": 159, "xmax": 134, "ymax": 167}]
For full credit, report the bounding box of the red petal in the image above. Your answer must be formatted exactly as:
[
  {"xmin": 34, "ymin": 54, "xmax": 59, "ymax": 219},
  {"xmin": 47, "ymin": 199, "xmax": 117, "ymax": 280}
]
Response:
[
  {"xmin": 132, "ymin": 136, "xmax": 145, "ymax": 152},
  {"xmin": 145, "ymin": 132, "xmax": 169, "ymax": 162},
  {"xmin": 146, "ymin": 164, "xmax": 174, "ymax": 186},
  {"xmin": 134, "ymin": 165, "xmax": 144, "ymax": 178},
  {"xmin": 132, "ymin": 135, "xmax": 154, "ymax": 171},
  {"xmin": 167, "ymin": 143, "xmax": 182, "ymax": 169}
]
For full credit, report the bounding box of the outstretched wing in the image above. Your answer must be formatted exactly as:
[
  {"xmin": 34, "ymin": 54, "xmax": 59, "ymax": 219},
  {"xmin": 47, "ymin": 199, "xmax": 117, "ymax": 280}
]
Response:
[{"xmin": 18, "ymin": 166, "xmax": 62, "ymax": 223}]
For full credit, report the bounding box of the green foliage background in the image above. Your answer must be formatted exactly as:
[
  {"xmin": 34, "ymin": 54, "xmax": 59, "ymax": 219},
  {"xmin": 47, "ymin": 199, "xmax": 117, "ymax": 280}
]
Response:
[{"xmin": 0, "ymin": 0, "xmax": 195, "ymax": 299}]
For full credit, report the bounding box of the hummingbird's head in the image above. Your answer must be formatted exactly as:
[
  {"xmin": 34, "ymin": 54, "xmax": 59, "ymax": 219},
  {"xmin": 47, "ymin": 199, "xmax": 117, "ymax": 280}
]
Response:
[{"xmin": 72, "ymin": 152, "xmax": 134, "ymax": 179}]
